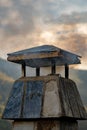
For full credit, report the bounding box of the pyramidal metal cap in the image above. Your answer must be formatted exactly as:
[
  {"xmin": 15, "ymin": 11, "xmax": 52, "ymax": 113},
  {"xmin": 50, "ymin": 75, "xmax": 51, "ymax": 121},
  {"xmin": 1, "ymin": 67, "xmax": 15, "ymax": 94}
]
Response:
[{"xmin": 7, "ymin": 45, "xmax": 81, "ymax": 67}]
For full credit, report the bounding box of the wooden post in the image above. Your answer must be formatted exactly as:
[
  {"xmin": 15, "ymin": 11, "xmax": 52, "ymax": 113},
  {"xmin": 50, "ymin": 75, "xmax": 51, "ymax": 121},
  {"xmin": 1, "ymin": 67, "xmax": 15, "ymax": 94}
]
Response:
[
  {"xmin": 51, "ymin": 61, "xmax": 56, "ymax": 74},
  {"xmin": 65, "ymin": 64, "xmax": 69, "ymax": 79},
  {"xmin": 36, "ymin": 68, "xmax": 40, "ymax": 76},
  {"xmin": 22, "ymin": 64, "xmax": 26, "ymax": 77}
]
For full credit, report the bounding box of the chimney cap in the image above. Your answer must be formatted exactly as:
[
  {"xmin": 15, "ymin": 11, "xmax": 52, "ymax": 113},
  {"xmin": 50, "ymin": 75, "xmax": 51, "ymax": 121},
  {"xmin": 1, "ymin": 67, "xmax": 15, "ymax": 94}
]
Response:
[{"xmin": 7, "ymin": 45, "xmax": 81, "ymax": 67}]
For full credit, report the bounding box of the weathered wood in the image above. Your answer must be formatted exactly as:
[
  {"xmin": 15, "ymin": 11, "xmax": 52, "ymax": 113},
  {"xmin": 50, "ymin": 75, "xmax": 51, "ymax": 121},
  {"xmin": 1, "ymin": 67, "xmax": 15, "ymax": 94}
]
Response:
[
  {"xmin": 71, "ymin": 81, "xmax": 87, "ymax": 119},
  {"xmin": 7, "ymin": 45, "xmax": 81, "ymax": 67},
  {"xmin": 37, "ymin": 120, "xmax": 60, "ymax": 130},
  {"xmin": 59, "ymin": 78, "xmax": 81, "ymax": 118},
  {"xmin": 60, "ymin": 120, "xmax": 78, "ymax": 130},
  {"xmin": 20, "ymin": 82, "xmax": 27, "ymax": 118},
  {"xmin": 58, "ymin": 78, "xmax": 72, "ymax": 117},
  {"xmin": 13, "ymin": 120, "xmax": 78, "ymax": 130},
  {"xmin": 66, "ymin": 79, "xmax": 81, "ymax": 118},
  {"xmin": 2, "ymin": 81, "xmax": 24, "ymax": 119},
  {"xmin": 22, "ymin": 64, "xmax": 26, "ymax": 77},
  {"xmin": 36, "ymin": 68, "xmax": 40, "ymax": 76},
  {"xmin": 23, "ymin": 81, "xmax": 44, "ymax": 118},
  {"xmin": 13, "ymin": 122, "xmax": 35, "ymax": 130},
  {"xmin": 2, "ymin": 75, "xmax": 87, "ymax": 119},
  {"xmin": 65, "ymin": 64, "xmax": 69, "ymax": 79},
  {"xmin": 51, "ymin": 61, "xmax": 56, "ymax": 74},
  {"xmin": 8, "ymin": 51, "xmax": 59, "ymax": 61}
]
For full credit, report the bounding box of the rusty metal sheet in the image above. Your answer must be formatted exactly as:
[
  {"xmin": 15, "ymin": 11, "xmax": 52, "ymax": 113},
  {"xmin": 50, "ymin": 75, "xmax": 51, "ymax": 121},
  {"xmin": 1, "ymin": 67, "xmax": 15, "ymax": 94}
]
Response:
[
  {"xmin": 2, "ymin": 81, "xmax": 24, "ymax": 119},
  {"xmin": 23, "ymin": 81, "xmax": 44, "ymax": 118}
]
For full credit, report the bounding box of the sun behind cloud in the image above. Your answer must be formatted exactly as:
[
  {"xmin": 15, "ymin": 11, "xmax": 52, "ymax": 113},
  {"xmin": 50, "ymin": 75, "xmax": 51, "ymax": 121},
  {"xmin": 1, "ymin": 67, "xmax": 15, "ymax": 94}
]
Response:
[
  {"xmin": 40, "ymin": 31, "xmax": 56, "ymax": 42},
  {"xmin": 76, "ymin": 24, "xmax": 87, "ymax": 35}
]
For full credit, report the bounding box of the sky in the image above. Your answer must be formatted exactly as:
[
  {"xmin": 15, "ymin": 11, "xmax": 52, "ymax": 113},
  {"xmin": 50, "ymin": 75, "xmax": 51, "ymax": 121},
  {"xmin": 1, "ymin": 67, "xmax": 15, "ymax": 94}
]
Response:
[{"xmin": 0, "ymin": 0, "xmax": 87, "ymax": 70}]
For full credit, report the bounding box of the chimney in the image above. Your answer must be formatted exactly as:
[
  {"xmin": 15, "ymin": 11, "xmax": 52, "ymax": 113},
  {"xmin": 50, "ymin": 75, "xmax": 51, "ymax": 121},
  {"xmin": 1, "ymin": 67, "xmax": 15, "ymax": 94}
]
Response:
[{"xmin": 2, "ymin": 45, "xmax": 87, "ymax": 130}]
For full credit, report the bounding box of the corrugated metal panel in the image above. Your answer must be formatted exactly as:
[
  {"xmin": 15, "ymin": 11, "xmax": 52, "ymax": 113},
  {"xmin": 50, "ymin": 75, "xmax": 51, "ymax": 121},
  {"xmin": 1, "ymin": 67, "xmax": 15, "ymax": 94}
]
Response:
[
  {"xmin": 2, "ymin": 81, "xmax": 24, "ymax": 119},
  {"xmin": 23, "ymin": 81, "xmax": 44, "ymax": 118}
]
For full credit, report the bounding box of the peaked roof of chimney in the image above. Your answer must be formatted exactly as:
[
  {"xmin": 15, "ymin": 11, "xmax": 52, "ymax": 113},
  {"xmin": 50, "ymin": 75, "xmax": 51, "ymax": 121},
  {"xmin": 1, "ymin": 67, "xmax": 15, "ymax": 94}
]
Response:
[{"xmin": 7, "ymin": 45, "xmax": 81, "ymax": 67}]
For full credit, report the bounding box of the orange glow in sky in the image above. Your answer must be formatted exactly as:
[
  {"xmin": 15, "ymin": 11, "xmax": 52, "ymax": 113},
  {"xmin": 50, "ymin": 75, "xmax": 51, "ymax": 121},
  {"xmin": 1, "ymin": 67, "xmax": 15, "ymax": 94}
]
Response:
[{"xmin": 0, "ymin": 0, "xmax": 87, "ymax": 70}]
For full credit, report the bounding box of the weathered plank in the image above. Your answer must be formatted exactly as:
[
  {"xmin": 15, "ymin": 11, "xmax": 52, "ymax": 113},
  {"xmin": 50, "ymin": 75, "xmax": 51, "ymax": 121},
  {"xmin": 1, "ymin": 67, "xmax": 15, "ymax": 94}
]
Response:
[
  {"xmin": 2, "ymin": 81, "xmax": 24, "ymax": 119},
  {"xmin": 13, "ymin": 120, "xmax": 78, "ymax": 130},
  {"xmin": 36, "ymin": 68, "xmax": 40, "ymax": 76},
  {"xmin": 59, "ymin": 77, "xmax": 87, "ymax": 119},
  {"xmin": 22, "ymin": 64, "xmax": 26, "ymax": 77},
  {"xmin": 60, "ymin": 120, "xmax": 78, "ymax": 130},
  {"xmin": 23, "ymin": 81, "xmax": 44, "ymax": 118},
  {"xmin": 66, "ymin": 79, "xmax": 82, "ymax": 118},
  {"xmin": 7, "ymin": 51, "xmax": 59, "ymax": 61},
  {"xmin": 58, "ymin": 77, "xmax": 73, "ymax": 117},
  {"xmin": 13, "ymin": 122, "xmax": 35, "ymax": 130},
  {"xmin": 59, "ymin": 78, "xmax": 80, "ymax": 118},
  {"xmin": 37, "ymin": 120, "xmax": 60, "ymax": 130},
  {"xmin": 71, "ymin": 81, "xmax": 87, "ymax": 119},
  {"xmin": 65, "ymin": 65, "xmax": 69, "ymax": 78}
]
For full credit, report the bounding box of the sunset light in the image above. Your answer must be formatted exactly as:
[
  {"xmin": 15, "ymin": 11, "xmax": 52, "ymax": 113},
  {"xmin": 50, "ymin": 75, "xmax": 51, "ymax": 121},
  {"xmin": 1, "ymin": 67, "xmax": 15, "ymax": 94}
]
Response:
[
  {"xmin": 40, "ymin": 31, "xmax": 55, "ymax": 42},
  {"xmin": 76, "ymin": 24, "xmax": 87, "ymax": 34}
]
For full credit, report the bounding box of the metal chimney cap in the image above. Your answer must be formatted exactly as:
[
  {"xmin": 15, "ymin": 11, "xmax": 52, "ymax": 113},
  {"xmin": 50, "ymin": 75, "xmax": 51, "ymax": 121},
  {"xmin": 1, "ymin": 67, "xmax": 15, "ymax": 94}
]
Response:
[{"xmin": 7, "ymin": 45, "xmax": 81, "ymax": 67}]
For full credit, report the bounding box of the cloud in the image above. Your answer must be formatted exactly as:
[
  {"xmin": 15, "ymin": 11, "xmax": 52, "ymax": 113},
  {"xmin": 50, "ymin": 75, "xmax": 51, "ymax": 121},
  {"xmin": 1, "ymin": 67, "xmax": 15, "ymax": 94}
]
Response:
[
  {"xmin": 0, "ymin": 0, "xmax": 87, "ymax": 38},
  {"xmin": 45, "ymin": 12, "xmax": 87, "ymax": 24},
  {"xmin": 0, "ymin": 0, "xmax": 87, "ymax": 37},
  {"xmin": 0, "ymin": 0, "xmax": 87, "ymax": 70},
  {"xmin": 0, "ymin": 0, "xmax": 13, "ymax": 7},
  {"xmin": 0, "ymin": 0, "xmax": 37, "ymax": 37}
]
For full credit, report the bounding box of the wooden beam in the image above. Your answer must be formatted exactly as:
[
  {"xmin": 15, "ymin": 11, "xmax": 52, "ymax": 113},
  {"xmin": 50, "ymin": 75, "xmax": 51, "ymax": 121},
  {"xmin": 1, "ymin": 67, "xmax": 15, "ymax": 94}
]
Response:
[
  {"xmin": 36, "ymin": 68, "xmax": 40, "ymax": 76},
  {"xmin": 65, "ymin": 64, "xmax": 69, "ymax": 79},
  {"xmin": 22, "ymin": 64, "xmax": 26, "ymax": 77},
  {"xmin": 7, "ymin": 51, "xmax": 60, "ymax": 61}
]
